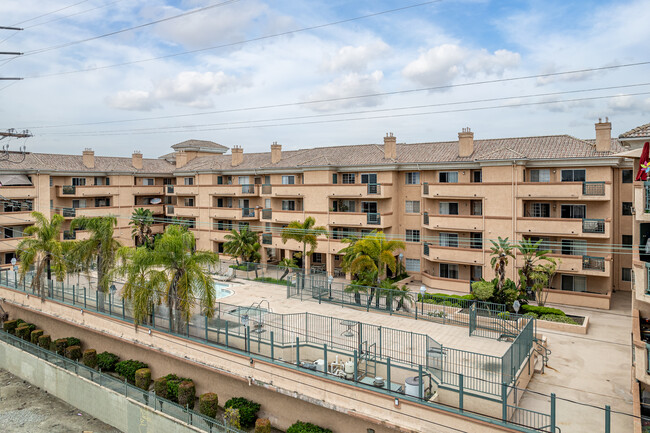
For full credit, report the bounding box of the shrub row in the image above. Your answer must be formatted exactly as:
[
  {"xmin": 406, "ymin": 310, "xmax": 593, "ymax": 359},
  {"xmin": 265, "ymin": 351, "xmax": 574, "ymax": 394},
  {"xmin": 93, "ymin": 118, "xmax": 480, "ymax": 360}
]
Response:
[
  {"xmin": 520, "ymin": 304, "xmax": 566, "ymax": 317},
  {"xmin": 287, "ymin": 421, "xmax": 333, "ymax": 433},
  {"xmin": 115, "ymin": 359, "xmax": 148, "ymax": 384}
]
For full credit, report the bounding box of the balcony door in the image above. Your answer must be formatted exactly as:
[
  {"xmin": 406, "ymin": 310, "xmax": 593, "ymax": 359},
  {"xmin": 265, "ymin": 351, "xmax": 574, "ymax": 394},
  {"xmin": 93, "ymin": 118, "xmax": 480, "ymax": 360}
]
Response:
[{"xmin": 361, "ymin": 201, "xmax": 377, "ymax": 214}]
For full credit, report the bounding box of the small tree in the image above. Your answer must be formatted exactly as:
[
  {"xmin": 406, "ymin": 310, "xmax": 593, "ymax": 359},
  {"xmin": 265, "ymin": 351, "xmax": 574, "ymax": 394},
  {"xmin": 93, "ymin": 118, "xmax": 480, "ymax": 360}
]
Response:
[
  {"xmin": 224, "ymin": 228, "xmax": 260, "ymax": 266},
  {"xmin": 516, "ymin": 238, "xmax": 553, "ymax": 296},
  {"xmin": 489, "ymin": 236, "xmax": 515, "ymax": 300},
  {"xmin": 530, "ymin": 259, "xmax": 559, "ymax": 307},
  {"xmin": 130, "ymin": 208, "xmax": 155, "ymax": 248},
  {"xmin": 277, "ymin": 257, "xmax": 298, "ymax": 281},
  {"xmin": 281, "ymin": 217, "xmax": 327, "ymax": 275}
]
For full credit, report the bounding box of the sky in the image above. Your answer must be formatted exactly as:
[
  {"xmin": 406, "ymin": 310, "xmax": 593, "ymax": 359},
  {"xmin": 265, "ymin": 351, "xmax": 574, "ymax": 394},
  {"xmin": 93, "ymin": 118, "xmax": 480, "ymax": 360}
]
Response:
[{"xmin": 0, "ymin": 0, "xmax": 649, "ymax": 158}]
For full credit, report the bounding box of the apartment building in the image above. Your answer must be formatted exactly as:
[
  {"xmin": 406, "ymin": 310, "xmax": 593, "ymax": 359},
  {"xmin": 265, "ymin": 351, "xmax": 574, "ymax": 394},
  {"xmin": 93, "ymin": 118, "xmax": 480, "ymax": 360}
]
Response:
[{"xmin": 0, "ymin": 121, "xmax": 635, "ymax": 309}]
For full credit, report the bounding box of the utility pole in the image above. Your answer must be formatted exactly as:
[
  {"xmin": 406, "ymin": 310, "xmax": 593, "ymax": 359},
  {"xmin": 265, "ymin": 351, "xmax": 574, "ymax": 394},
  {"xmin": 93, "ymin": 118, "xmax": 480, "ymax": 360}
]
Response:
[
  {"xmin": 0, "ymin": 130, "xmax": 32, "ymax": 139},
  {"xmin": 1, "ymin": 25, "xmax": 23, "ymax": 81}
]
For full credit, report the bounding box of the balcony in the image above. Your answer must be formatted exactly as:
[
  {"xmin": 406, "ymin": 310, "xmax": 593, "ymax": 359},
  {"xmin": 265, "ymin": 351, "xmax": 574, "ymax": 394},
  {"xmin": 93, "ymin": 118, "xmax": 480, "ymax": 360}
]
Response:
[
  {"xmin": 264, "ymin": 184, "xmax": 304, "ymax": 198},
  {"xmin": 0, "ymin": 211, "xmax": 35, "ymax": 225},
  {"xmin": 329, "ymin": 212, "xmax": 393, "ymax": 228},
  {"xmin": 75, "ymin": 207, "xmax": 119, "ymax": 218},
  {"xmin": 0, "ymin": 238, "xmax": 23, "ymax": 253},
  {"xmin": 423, "ymin": 245, "xmax": 485, "ymax": 264},
  {"xmin": 327, "ymin": 183, "xmax": 391, "ymax": 198},
  {"xmin": 422, "ymin": 182, "xmax": 488, "ymax": 199},
  {"xmin": 516, "ymin": 181, "xmax": 610, "ymax": 201},
  {"xmin": 0, "ymin": 185, "xmax": 37, "ymax": 198},
  {"xmin": 271, "ymin": 210, "xmax": 304, "ymax": 223},
  {"xmin": 261, "ymin": 208, "xmax": 272, "ymax": 220},
  {"xmin": 517, "ymin": 254, "xmax": 610, "ymax": 276},
  {"xmin": 211, "ymin": 208, "xmax": 240, "ymax": 219},
  {"xmin": 171, "ymin": 185, "xmax": 199, "ymax": 196},
  {"xmin": 57, "ymin": 185, "xmax": 116, "ymax": 198},
  {"xmin": 517, "ymin": 217, "xmax": 610, "ymax": 238},
  {"xmin": 137, "ymin": 204, "xmax": 164, "ymax": 215},
  {"xmin": 132, "ymin": 185, "xmax": 164, "ymax": 196},
  {"xmin": 423, "ymin": 214, "xmax": 483, "ymax": 231},
  {"xmin": 173, "ymin": 206, "xmax": 200, "ymax": 218},
  {"xmin": 241, "ymin": 208, "xmax": 257, "ymax": 219}
]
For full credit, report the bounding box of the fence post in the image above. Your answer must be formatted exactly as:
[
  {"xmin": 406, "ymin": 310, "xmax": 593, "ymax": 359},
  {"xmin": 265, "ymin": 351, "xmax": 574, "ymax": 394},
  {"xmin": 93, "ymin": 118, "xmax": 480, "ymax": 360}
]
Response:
[
  {"xmin": 108, "ymin": 292, "xmax": 112, "ymax": 316},
  {"xmin": 550, "ymin": 393, "xmax": 556, "ymax": 432},
  {"xmin": 415, "ymin": 302, "xmax": 418, "ymax": 320},
  {"xmin": 296, "ymin": 337, "xmax": 300, "ymax": 366},
  {"xmin": 204, "ymin": 315, "xmax": 208, "ymax": 342},
  {"xmin": 387, "ymin": 357, "xmax": 391, "ymax": 391},
  {"xmin": 418, "ymin": 364, "xmax": 423, "ymax": 400},
  {"xmin": 501, "ymin": 383, "xmax": 507, "ymax": 421},
  {"xmin": 323, "ymin": 344, "xmax": 327, "ymax": 375},
  {"xmin": 459, "ymin": 374, "xmax": 464, "ymax": 411},
  {"xmin": 270, "ymin": 331, "xmax": 274, "ymax": 360},
  {"xmin": 605, "ymin": 405, "xmax": 611, "ymax": 433},
  {"xmin": 353, "ymin": 349, "xmax": 358, "ymax": 382},
  {"xmin": 72, "ymin": 285, "xmax": 75, "ymax": 305},
  {"xmin": 84, "ymin": 287, "xmax": 87, "ymax": 309},
  {"xmin": 246, "ymin": 326, "xmax": 251, "ymax": 353}
]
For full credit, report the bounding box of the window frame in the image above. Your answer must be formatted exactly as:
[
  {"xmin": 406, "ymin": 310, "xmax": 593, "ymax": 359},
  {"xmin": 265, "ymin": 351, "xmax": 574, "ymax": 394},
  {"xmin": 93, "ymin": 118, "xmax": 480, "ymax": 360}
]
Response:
[
  {"xmin": 438, "ymin": 171, "xmax": 459, "ymax": 183},
  {"xmin": 439, "ymin": 263, "xmax": 459, "ymax": 279},
  {"xmin": 561, "ymin": 169, "xmax": 586, "ymax": 182},
  {"xmin": 529, "ymin": 169, "xmax": 550, "ymax": 183},
  {"xmin": 405, "ymin": 200, "xmax": 420, "ymax": 214},
  {"xmin": 405, "ymin": 229, "xmax": 420, "ymax": 243},
  {"xmin": 405, "ymin": 258, "xmax": 420, "ymax": 272},
  {"xmin": 281, "ymin": 175, "xmax": 295, "ymax": 185},
  {"xmin": 341, "ymin": 173, "xmax": 356, "ymax": 184}
]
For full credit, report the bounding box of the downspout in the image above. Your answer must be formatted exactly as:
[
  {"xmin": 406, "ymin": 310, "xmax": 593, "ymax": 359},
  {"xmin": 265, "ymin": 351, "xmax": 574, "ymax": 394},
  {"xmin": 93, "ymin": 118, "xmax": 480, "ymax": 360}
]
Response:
[{"xmin": 512, "ymin": 162, "xmax": 517, "ymax": 281}]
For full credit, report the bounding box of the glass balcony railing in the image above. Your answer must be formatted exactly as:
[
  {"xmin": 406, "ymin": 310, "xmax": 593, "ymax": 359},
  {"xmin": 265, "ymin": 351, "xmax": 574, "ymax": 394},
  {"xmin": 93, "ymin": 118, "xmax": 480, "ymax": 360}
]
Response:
[
  {"xmin": 166, "ymin": 185, "xmax": 174, "ymax": 194},
  {"xmin": 367, "ymin": 183, "xmax": 381, "ymax": 194},
  {"xmin": 423, "ymin": 182, "xmax": 429, "ymax": 195},
  {"xmin": 261, "ymin": 208, "xmax": 272, "ymax": 220},
  {"xmin": 423, "ymin": 242, "xmax": 430, "ymax": 256},
  {"xmin": 262, "ymin": 233, "xmax": 272, "ymax": 245},
  {"xmin": 423, "ymin": 212, "xmax": 429, "ymax": 225},
  {"xmin": 166, "ymin": 205, "xmax": 174, "ymax": 215},
  {"xmin": 62, "ymin": 207, "xmax": 76, "ymax": 218},
  {"xmin": 242, "ymin": 208, "xmax": 255, "ymax": 218},
  {"xmin": 62, "ymin": 185, "xmax": 76, "ymax": 195},
  {"xmin": 582, "ymin": 181, "xmax": 605, "ymax": 196},
  {"xmin": 645, "ymin": 184, "xmax": 650, "ymax": 213},
  {"xmin": 262, "ymin": 184, "xmax": 272, "ymax": 194},
  {"xmin": 582, "ymin": 218, "xmax": 605, "ymax": 233},
  {"xmin": 582, "ymin": 255, "xmax": 605, "ymax": 271},
  {"xmin": 367, "ymin": 212, "xmax": 380, "ymax": 225},
  {"xmin": 241, "ymin": 184, "xmax": 255, "ymax": 194}
]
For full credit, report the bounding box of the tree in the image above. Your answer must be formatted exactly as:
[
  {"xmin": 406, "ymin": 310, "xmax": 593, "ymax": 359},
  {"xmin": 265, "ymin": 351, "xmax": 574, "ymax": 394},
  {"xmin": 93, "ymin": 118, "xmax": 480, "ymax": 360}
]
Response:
[
  {"xmin": 281, "ymin": 217, "xmax": 327, "ymax": 275},
  {"xmin": 130, "ymin": 208, "xmax": 154, "ymax": 248},
  {"xmin": 338, "ymin": 235, "xmax": 360, "ymax": 278},
  {"xmin": 116, "ymin": 246, "xmax": 158, "ymax": 326},
  {"xmin": 489, "ymin": 237, "xmax": 515, "ymax": 294},
  {"xmin": 17, "ymin": 212, "xmax": 66, "ymax": 299},
  {"xmin": 516, "ymin": 238, "xmax": 553, "ymax": 296},
  {"xmin": 393, "ymin": 285, "xmax": 414, "ymax": 312},
  {"xmin": 348, "ymin": 231, "xmax": 405, "ymax": 308},
  {"xmin": 530, "ymin": 260, "xmax": 559, "ymax": 307},
  {"xmin": 277, "ymin": 257, "xmax": 298, "ymax": 281},
  {"xmin": 69, "ymin": 216, "xmax": 123, "ymax": 310},
  {"xmin": 224, "ymin": 228, "xmax": 260, "ymax": 266}
]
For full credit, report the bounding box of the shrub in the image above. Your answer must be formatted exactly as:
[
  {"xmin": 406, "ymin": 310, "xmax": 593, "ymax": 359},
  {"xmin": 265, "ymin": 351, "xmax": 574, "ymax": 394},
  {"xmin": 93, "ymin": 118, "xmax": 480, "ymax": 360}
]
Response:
[
  {"xmin": 15, "ymin": 325, "xmax": 31, "ymax": 341},
  {"xmin": 54, "ymin": 338, "xmax": 68, "ymax": 355},
  {"xmin": 471, "ymin": 280, "xmax": 495, "ymax": 301},
  {"xmin": 164, "ymin": 374, "xmax": 192, "ymax": 403},
  {"xmin": 3, "ymin": 319, "xmax": 19, "ymax": 334},
  {"xmin": 154, "ymin": 377, "xmax": 168, "ymax": 399},
  {"xmin": 30, "ymin": 329, "xmax": 44, "ymax": 344},
  {"xmin": 83, "ymin": 349, "xmax": 97, "ymax": 368},
  {"xmin": 38, "ymin": 334, "xmax": 51, "ymax": 349},
  {"xmin": 286, "ymin": 421, "xmax": 333, "ymax": 433},
  {"xmin": 135, "ymin": 368, "xmax": 151, "ymax": 390},
  {"xmin": 254, "ymin": 276, "xmax": 290, "ymax": 286},
  {"xmin": 178, "ymin": 381, "xmax": 196, "ymax": 408},
  {"xmin": 115, "ymin": 360, "xmax": 149, "ymax": 384},
  {"xmin": 66, "ymin": 337, "xmax": 81, "ymax": 348},
  {"xmin": 225, "ymin": 397, "xmax": 261, "ymax": 428},
  {"xmin": 255, "ymin": 418, "xmax": 272, "ymax": 433},
  {"xmin": 224, "ymin": 408, "xmax": 241, "ymax": 429},
  {"xmin": 521, "ymin": 304, "xmax": 566, "ymax": 317},
  {"xmin": 24, "ymin": 323, "xmax": 36, "ymax": 333},
  {"xmin": 65, "ymin": 345, "xmax": 82, "ymax": 361},
  {"xmin": 15, "ymin": 319, "xmax": 25, "ymax": 326},
  {"xmin": 96, "ymin": 351, "xmax": 120, "ymax": 372},
  {"xmin": 199, "ymin": 393, "xmax": 219, "ymax": 418},
  {"xmin": 497, "ymin": 312, "xmax": 511, "ymax": 320},
  {"xmin": 523, "ymin": 312, "xmax": 538, "ymax": 319},
  {"xmin": 539, "ymin": 314, "xmax": 578, "ymax": 325}
]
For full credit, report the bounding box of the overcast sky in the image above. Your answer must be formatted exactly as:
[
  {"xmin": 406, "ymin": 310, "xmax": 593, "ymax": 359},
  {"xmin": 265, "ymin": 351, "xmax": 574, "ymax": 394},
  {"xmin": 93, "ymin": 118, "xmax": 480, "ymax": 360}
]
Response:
[{"xmin": 1, "ymin": 0, "xmax": 649, "ymax": 158}]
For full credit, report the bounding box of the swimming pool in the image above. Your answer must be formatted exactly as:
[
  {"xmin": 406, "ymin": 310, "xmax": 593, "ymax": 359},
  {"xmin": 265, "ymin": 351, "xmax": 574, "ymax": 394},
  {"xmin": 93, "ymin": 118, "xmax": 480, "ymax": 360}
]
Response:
[{"xmin": 214, "ymin": 282, "xmax": 234, "ymax": 299}]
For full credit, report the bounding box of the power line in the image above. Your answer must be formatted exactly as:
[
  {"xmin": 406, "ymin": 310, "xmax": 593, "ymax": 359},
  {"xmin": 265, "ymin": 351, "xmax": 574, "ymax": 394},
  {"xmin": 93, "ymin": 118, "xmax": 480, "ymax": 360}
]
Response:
[
  {"xmin": 22, "ymin": 0, "xmax": 127, "ymax": 30},
  {"xmin": 10, "ymin": 0, "xmax": 92, "ymax": 27}
]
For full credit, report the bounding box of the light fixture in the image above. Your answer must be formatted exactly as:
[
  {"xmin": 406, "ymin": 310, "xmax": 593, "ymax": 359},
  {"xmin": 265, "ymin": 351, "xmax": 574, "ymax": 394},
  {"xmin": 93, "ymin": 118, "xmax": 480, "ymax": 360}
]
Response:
[
  {"xmin": 394, "ymin": 397, "xmax": 399, "ymax": 407},
  {"xmin": 250, "ymin": 357, "xmax": 255, "ymax": 366},
  {"xmin": 148, "ymin": 329, "xmax": 152, "ymax": 335}
]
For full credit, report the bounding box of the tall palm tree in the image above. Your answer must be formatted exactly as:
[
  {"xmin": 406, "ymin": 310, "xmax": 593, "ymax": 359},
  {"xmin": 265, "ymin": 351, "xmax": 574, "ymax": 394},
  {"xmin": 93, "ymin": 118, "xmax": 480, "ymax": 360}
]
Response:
[
  {"xmin": 393, "ymin": 285, "xmax": 414, "ymax": 312},
  {"xmin": 489, "ymin": 236, "xmax": 515, "ymax": 293},
  {"xmin": 281, "ymin": 217, "xmax": 327, "ymax": 275},
  {"xmin": 129, "ymin": 208, "xmax": 154, "ymax": 248},
  {"xmin": 69, "ymin": 216, "xmax": 123, "ymax": 310},
  {"xmin": 516, "ymin": 238, "xmax": 554, "ymax": 295},
  {"xmin": 17, "ymin": 212, "xmax": 66, "ymax": 299},
  {"xmin": 116, "ymin": 246, "xmax": 158, "ymax": 326},
  {"xmin": 348, "ymin": 231, "xmax": 405, "ymax": 308},
  {"xmin": 338, "ymin": 235, "xmax": 360, "ymax": 278},
  {"xmin": 223, "ymin": 228, "xmax": 260, "ymax": 266}
]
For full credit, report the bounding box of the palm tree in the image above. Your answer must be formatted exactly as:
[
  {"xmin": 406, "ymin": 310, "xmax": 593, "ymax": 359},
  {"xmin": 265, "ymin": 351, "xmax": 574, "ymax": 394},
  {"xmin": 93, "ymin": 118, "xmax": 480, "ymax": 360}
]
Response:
[
  {"xmin": 281, "ymin": 217, "xmax": 327, "ymax": 275},
  {"xmin": 489, "ymin": 236, "xmax": 515, "ymax": 293},
  {"xmin": 69, "ymin": 216, "xmax": 123, "ymax": 310},
  {"xmin": 348, "ymin": 231, "xmax": 405, "ymax": 308},
  {"xmin": 129, "ymin": 208, "xmax": 154, "ymax": 248},
  {"xmin": 116, "ymin": 246, "xmax": 158, "ymax": 326},
  {"xmin": 379, "ymin": 279, "xmax": 399, "ymax": 311},
  {"xmin": 277, "ymin": 257, "xmax": 298, "ymax": 281},
  {"xmin": 17, "ymin": 212, "xmax": 66, "ymax": 299},
  {"xmin": 393, "ymin": 285, "xmax": 414, "ymax": 312},
  {"xmin": 338, "ymin": 235, "xmax": 360, "ymax": 278},
  {"xmin": 516, "ymin": 238, "xmax": 553, "ymax": 295},
  {"xmin": 223, "ymin": 228, "xmax": 260, "ymax": 266}
]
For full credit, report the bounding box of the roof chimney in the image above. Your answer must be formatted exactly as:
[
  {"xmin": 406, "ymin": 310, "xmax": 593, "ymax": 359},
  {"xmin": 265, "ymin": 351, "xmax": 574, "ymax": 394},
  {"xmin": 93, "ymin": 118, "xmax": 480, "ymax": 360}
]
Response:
[
  {"xmin": 82, "ymin": 148, "xmax": 95, "ymax": 168},
  {"xmin": 271, "ymin": 141, "xmax": 282, "ymax": 164},
  {"xmin": 176, "ymin": 150, "xmax": 188, "ymax": 168},
  {"xmin": 384, "ymin": 133, "xmax": 396, "ymax": 159},
  {"xmin": 458, "ymin": 127, "xmax": 474, "ymax": 157},
  {"xmin": 231, "ymin": 146, "xmax": 243, "ymax": 167},
  {"xmin": 132, "ymin": 151, "xmax": 143, "ymax": 169},
  {"xmin": 595, "ymin": 117, "xmax": 612, "ymax": 152}
]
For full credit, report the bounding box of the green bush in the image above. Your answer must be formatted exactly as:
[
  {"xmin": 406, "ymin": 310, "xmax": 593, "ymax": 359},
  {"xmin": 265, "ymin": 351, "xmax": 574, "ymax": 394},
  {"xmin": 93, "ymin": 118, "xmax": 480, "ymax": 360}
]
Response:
[
  {"xmin": 65, "ymin": 345, "xmax": 82, "ymax": 361},
  {"xmin": 539, "ymin": 314, "xmax": 577, "ymax": 325},
  {"xmin": 135, "ymin": 368, "xmax": 151, "ymax": 390},
  {"xmin": 286, "ymin": 421, "xmax": 333, "ymax": 433},
  {"xmin": 225, "ymin": 397, "xmax": 261, "ymax": 429},
  {"xmin": 178, "ymin": 381, "xmax": 196, "ymax": 409},
  {"xmin": 83, "ymin": 349, "xmax": 97, "ymax": 368},
  {"xmin": 24, "ymin": 323, "xmax": 37, "ymax": 333},
  {"xmin": 66, "ymin": 337, "xmax": 81, "ymax": 348},
  {"xmin": 199, "ymin": 393, "xmax": 219, "ymax": 418},
  {"xmin": 3, "ymin": 320, "xmax": 19, "ymax": 334},
  {"xmin": 38, "ymin": 334, "xmax": 51, "ymax": 349},
  {"xmin": 255, "ymin": 418, "xmax": 272, "ymax": 433},
  {"xmin": 30, "ymin": 329, "xmax": 44, "ymax": 344},
  {"xmin": 115, "ymin": 360, "xmax": 148, "ymax": 384},
  {"xmin": 224, "ymin": 408, "xmax": 241, "ymax": 429},
  {"xmin": 254, "ymin": 276, "xmax": 292, "ymax": 286},
  {"xmin": 471, "ymin": 280, "xmax": 495, "ymax": 301},
  {"xmin": 15, "ymin": 325, "xmax": 31, "ymax": 341},
  {"xmin": 522, "ymin": 312, "xmax": 538, "ymax": 319},
  {"xmin": 15, "ymin": 319, "xmax": 25, "ymax": 326},
  {"xmin": 96, "ymin": 351, "xmax": 120, "ymax": 372},
  {"xmin": 54, "ymin": 338, "xmax": 68, "ymax": 355},
  {"xmin": 164, "ymin": 374, "xmax": 193, "ymax": 403},
  {"xmin": 521, "ymin": 304, "xmax": 566, "ymax": 317},
  {"xmin": 154, "ymin": 377, "xmax": 168, "ymax": 399},
  {"xmin": 497, "ymin": 312, "xmax": 511, "ymax": 320}
]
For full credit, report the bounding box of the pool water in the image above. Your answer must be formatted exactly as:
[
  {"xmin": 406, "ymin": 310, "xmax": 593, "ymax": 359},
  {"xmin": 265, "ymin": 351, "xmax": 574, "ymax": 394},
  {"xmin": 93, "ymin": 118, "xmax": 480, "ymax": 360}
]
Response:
[{"xmin": 214, "ymin": 282, "xmax": 234, "ymax": 299}]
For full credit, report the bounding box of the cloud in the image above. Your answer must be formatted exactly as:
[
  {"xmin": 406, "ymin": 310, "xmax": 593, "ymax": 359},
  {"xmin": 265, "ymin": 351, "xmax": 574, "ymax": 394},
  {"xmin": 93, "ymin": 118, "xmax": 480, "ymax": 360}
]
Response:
[
  {"xmin": 607, "ymin": 94, "xmax": 650, "ymax": 113},
  {"xmin": 106, "ymin": 90, "xmax": 160, "ymax": 111},
  {"xmin": 402, "ymin": 44, "xmax": 520, "ymax": 87},
  {"xmin": 306, "ymin": 71, "xmax": 384, "ymax": 112},
  {"xmin": 322, "ymin": 41, "xmax": 390, "ymax": 72}
]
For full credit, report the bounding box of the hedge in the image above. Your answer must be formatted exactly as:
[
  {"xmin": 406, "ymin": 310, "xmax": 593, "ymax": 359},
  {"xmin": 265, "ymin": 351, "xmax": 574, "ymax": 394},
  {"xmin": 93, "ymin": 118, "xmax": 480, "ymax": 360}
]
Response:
[
  {"xmin": 16, "ymin": 325, "xmax": 31, "ymax": 341},
  {"xmin": 199, "ymin": 393, "xmax": 219, "ymax": 418},
  {"xmin": 3, "ymin": 319, "xmax": 18, "ymax": 334},
  {"xmin": 65, "ymin": 345, "xmax": 82, "ymax": 361},
  {"xmin": 30, "ymin": 329, "xmax": 44, "ymax": 344},
  {"xmin": 255, "ymin": 418, "xmax": 272, "ymax": 433},
  {"xmin": 96, "ymin": 351, "xmax": 120, "ymax": 372},
  {"xmin": 178, "ymin": 381, "xmax": 196, "ymax": 408},
  {"xmin": 163, "ymin": 374, "xmax": 193, "ymax": 403},
  {"xmin": 520, "ymin": 304, "xmax": 566, "ymax": 317},
  {"xmin": 115, "ymin": 360, "xmax": 149, "ymax": 384},
  {"xmin": 66, "ymin": 337, "xmax": 81, "ymax": 348},
  {"xmin": 286, "ymin": 421, "xmax": 333, "ymax": 433},
  {"xmin": 539, "ymin": 314, "xmax": 578, "ymax": 325},
  {"xmin": 83, "ymin": 349, "xmax": 97, "ymax": 368},
  {"xmin": 225, "ymin": 397, "xmax": 261, "ymax": 429},
  {"xmin": 135, "ymin": 368, "xmax": 152, "ymax": 390},
  {"xmin": 154, "ymin": 377, "xmax": 168, "ymax": 399},
  {"xmin": 53, "ymin": 338, "xmax": 68, "ymax": 355},
  {"xmin": 38, "ymin": 334, "xmax": 51, "ymax": 349}
]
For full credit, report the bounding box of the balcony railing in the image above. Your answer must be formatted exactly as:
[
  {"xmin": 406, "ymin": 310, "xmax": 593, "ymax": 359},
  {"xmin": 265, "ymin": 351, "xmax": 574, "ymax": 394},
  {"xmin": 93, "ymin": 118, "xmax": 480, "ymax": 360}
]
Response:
[
  {"xmin": 423, "ymin": 242, "xmax": 430, "ymax": 256},
  {"xmin": 423, "ymin": 182, "xmax": 429, "ymax": 195},
  {"xmin": 262, "ymin": 233, "xmax": 272, "ymax": 245},
  {"xmin": 262, "ymin": 184, "xmax": 272, "ymax": 194},
  {"xmin": 62, "ymin": 207, "xmax": 76, "ymax": 217},
  {"xmin": 166, "ymin": 205, "xmax": 174, "ymax": 215},
  {"xmin": 646, "ymin": 184, "xmax": 650, "ymax": 213},
  {"xmin": 166, "ymin": 185, "xmax": 174, "ymax": 194},
  {"xmin": 62, "ymin": 185, "xmax": 76, "ymax": 195},
  {"xmin": 242, "ymin": 208, "xmax": 255, "ymax": 218},
  {"xmin": 241, "ymin": 184, "xmax": 255, "ymax": 194},
  {"xmin": 261, "ymin": 208, "xmax": 272, "ymax": 220},
  {"xmin": 423, "ymin": 212, "xmax": 429, "ymax": 225},
  {"xmin": 582, "ymin": 255, "xmax": 605, "ymax": 271},
  {"xmin": 582, "ymin": 181, "xmax": 605, "ymax": 196},
  {"xmin": 582, "ymin": 218, "xmax": 605, "ymax": 233},
  {"xmin": 367, "ymin": 212, "xmax": 380, "ymax": 225},
  {"xmin": 367, "ymin": 183, "xmax": 381, "ymax": 195}
]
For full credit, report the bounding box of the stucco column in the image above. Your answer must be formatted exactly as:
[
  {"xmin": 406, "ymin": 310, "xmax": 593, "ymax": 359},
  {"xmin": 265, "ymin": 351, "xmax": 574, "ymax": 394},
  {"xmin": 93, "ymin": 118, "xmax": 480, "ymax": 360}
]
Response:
[{"xmin": 326, "ymin": 253, "xmax": 334, "ymax": 277}]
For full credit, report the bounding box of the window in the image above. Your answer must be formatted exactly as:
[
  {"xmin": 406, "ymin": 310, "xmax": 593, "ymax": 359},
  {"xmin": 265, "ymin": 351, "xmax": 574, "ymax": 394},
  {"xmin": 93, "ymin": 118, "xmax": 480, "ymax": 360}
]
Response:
[
  {"xmin": 72, "ymin": 177, "xmax": 86, "ymax": 186},
  {"xmin": 622, "ymin": 169, "xmax": 633, "ymax": 184},
  {"xmin": 72, "ymin": 199, "xmax": 87, "ymax": 209},
  {"xmin": 623, "ymin": 202, "xmax": 633, "ymax": 215},
  {"xmin": 143, "ymin": 178, "xmax": 154, "ymax": 186},
  {"xmin": 405, "ymin": 200, "xmax": 420, "ymax": 214},
  {"xmin": 163, "ymin": 178, "xmax": 174, "ymax": 185},
  {"xmin": 472, "ymin": 170, "xmax": 482, "ymax": 183},
  {"xmin": 238, "ymin": 176, "xmax": 250, "ymax": 185},
  {"xmin": 439, "ymin": 202, "xmax": 459, "ymax": 215},
  {"xmin": 312, "ymin": 253, "xmax": 323, "ymax": 264},
  {"xmin": 217, "ymin": 243, "xmax": 224, "ymax": 253},
  {"xmin": 406, "ymin": 230, "xmax": 420, "ymax": 242},
  {"xmin": 529, "ymin": 169, "xmax": 550, "ymax": 183},
  {"xmin": 622, "ymin": 235, "xmax": 633, "ymax": 249},
  {"xmin": 439, "ymin": 171, "xmax": 458, "ymax": 183},
  {"xmin": 217, "ymin": 197, "xmax": 232, "ymax": 208},
  {"xmin": 471, "ymin": 200, "xmax": 482, "ymax": 216},
  {"xmin": 95, "ymin": 177, "xmax": 109, "ymax": 186},
  {"xmin": 528, "ymin": 236, "xmax": 551, "ymax": 252},
  {"xmin": 332, "ymin": 173, "xmax": 338, "ymax": 184},
  {"xmin": 405, "ymin": 259, "xmax": 420, "ymax": 272},
  {"xmin": 282, "ymin": 200, "xmax": 296, "ymax": 211},
  {"xmin": 529, "ymin": 203, "xmax": 550, "ymax": 218},
  {"xmin": 622, "ymin": 268, "xmax": 632, "ymax": 282},
  {"xmin": 361, "ymin": 173, "xmax": 377, "ymax": 184},
  {"xmin": 471, "ymin": 265, "xmax": 483, "ymax": 281},
  {"xmin": 342, "ymin": 173, "xmax": 356, "ymax": 184},
  {"xmin": 265, "ymin": 222, "xmax": 271, "ymax": 232},
  {"xmin": 184, "ymin": 197, "xmax": 194, "ymax": 207},
  {"xmin": 440, "ymin": 232, "xmax": 459, "ymax": 247},
  {"xmin": 560, "ymin": 204, "xmax": 586, "ymax": 219},
  {"xmin": 405, "ymin": 172, "xmax": 420, "ymax": 185},
  {"xmin": 282, "ymin": 175, "xmax": 295, "ymax": 185},
  {"xmin": 49, "ymin": 177, "xmax": 53, "ymax": 187},
  {"xmin": 440, "ymin": 263, "xmax": 459, "ymax": 279},
  {"xmin": 470, "ymin": 233, "xmax": 483, "ymax": 249},
  {"xmin": 561, "ymin": 169, "xmax": 586, "ymax": 182},
  {"xmin": 561, "ymin": 275, "xmax": 586, "ymax": 292},
  {"xmin": 217, "ymin": 176, "xmax": 223, "ymax": 185},
  {"xmin": 238, "ymin": 222, "xmax": 249, "ymax": 231},
  {"xmin": 184, "ymin": 177, "xmax": 194, "ymax": 186},
  {"xmin": 95, "ymin": 198, "xmax": 110, "ymax": 207},
  {"xmin": 561, "ymin": 239, "xmax": 587, "ymax": 256}
]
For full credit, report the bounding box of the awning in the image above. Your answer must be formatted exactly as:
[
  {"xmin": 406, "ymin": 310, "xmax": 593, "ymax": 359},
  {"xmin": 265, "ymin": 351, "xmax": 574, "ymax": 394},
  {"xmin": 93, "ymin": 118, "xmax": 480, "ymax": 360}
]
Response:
[{"xmin": 0, "ymin": 174, "xmax": 32, "ymax": 186}]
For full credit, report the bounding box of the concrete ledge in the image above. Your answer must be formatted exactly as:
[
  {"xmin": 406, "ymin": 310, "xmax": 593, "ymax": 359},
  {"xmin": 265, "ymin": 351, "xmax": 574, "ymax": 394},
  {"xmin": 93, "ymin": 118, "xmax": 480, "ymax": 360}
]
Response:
[
  {"xmin": 543, "ymin": 288, "xmax": 611, "ymax": 310},
  {"xmin": 535, "ymin": 315, "xmax": 589, "ymax": 335}
]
